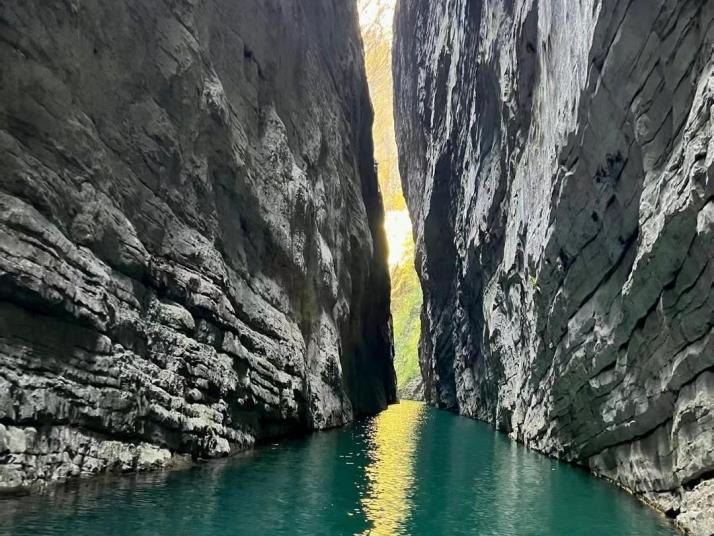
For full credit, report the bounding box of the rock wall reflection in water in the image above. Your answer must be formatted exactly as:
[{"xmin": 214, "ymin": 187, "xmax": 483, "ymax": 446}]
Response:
[{"xmin": 0, "ymin": 403, "xmax": 676, "ymax": 536}]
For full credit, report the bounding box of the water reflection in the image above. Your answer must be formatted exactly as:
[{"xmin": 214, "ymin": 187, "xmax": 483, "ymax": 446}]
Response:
[
  {"xmin": 0, "ymin": 403, "xmax": 676, "ymax": 536},
  {"xmin": 360, "ymin": 400, "xmax": 426, "ymax": 535}
]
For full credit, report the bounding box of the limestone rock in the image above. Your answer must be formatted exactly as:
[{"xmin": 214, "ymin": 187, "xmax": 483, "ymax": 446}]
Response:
[
  {"xmin": 398, "ymin": 376, "xmax": 425, "ymax": 401},
  {"xmin": 0, "ymin": 0, "xmax": 395, "ymax": 490},
  {"xmin": 394, "ymin": 1, "xmax": 714, "ymax": 533}
]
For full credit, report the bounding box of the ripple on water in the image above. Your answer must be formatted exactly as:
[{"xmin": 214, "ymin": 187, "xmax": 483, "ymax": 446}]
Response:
[{"xmin": 0, "ymin": 401, "xmax": 676, "ymax": 536}]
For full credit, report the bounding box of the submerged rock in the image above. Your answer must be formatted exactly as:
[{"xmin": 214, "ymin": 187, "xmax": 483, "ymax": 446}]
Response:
[
  {"xmin": 0, "ymin": 0, "xmax": 395, "ymax": 490},
  {"xmin": 394, "ymin": 0, "xmax": 713, "ymax": 533}
]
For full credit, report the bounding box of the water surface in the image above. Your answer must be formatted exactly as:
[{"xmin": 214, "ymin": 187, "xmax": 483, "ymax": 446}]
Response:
[{"xmin": 0, "ymin": 402, "xmax": 676, "ymax": 535}]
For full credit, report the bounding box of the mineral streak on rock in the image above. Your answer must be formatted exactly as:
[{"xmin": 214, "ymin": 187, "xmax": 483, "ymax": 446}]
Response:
[
  {"xmin": 0, "ymin": 0, "xmax": 395, "ymax": 490},
  {"xmin": 394, "ymin": 1, "xmax": 714, "ymax": 533}
]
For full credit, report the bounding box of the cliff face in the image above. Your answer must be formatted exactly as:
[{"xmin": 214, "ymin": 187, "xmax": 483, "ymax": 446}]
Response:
[
  {"xmin": 394, "ymin": 1, "xmax": 713, "ymax": 533},
  {"xmin": 358, "ymin": 0, "xmax": 423, "ymax": 399},
  {"xmin": 0, "ymin": 0, "xmax": 395, "ymax": 490}
]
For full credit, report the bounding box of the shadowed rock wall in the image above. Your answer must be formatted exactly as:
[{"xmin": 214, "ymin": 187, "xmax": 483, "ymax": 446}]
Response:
[
  {"xmin": 394, "ymin": 1, "xmax": 713, "ymax": 533},
  {"xmin": 0, "ymin": 0, "xmax": 395, "ymax": 490}
]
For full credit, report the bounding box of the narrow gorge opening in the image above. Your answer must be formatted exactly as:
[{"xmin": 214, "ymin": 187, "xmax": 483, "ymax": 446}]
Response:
[
  {"xmin": 358, "ymin": 0, "xmax": 423, "ymax": 399},
  {"xmin": 0, "ymin": 1, "xmax": 711, "ymax": 534}
]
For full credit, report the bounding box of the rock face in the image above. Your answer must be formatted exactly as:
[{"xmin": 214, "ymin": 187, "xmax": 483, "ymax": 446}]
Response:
[
  {"xmin": 398, "ymin": 376, "xmax": 424, "ymax": 402},
  {"xmin": 0, "ymin": 0, "xmax": 395, "ymax": 491},
  {"xmin": 394, "ymin": 0, "xmax": 713, "ymax": 533}
]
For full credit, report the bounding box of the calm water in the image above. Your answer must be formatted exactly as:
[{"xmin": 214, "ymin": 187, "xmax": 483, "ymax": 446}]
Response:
[{"xmin": 0, "ymin": 401, "xmax": 675, "ymax": 536}]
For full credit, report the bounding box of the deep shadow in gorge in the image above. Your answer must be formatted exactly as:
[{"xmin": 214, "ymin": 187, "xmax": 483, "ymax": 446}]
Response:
[{"xmin": 358, "ymin": 0, "xmax": 424, "ymax": 400}]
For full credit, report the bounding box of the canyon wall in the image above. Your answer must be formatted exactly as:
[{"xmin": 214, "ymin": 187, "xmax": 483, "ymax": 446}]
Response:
[
  {"xmin": 0, "ymin": 0, "xmax": 395, "ymax": 490},
  {"xmin": 394, "ymin": 0, "xmax": 713, "ymax": 533}
]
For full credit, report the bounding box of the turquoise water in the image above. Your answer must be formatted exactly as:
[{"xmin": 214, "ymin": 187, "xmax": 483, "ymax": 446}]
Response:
[{"xmin": 0, "ymin": 402, "xmax": 675, "ymax": 536}]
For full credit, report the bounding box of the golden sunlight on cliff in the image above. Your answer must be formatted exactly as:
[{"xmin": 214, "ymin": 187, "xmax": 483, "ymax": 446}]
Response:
[
  {"xmin": 384, "ymin": 210, "xmax": 412, "ymax": 267},
  {"xmin": 359, "ymin": 0, "xmax": 423, "ymax": 395},
  {"xmin": 358, "ymin": 0, "xmax": 402, "ymax": 211}
]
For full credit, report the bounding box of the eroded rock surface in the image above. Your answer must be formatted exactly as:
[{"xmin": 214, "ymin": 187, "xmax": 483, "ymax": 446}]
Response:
[
  {"xmin": 0, "ymin": 0, "xmax": 395, "ymax": 490},
  {"xmin": 394, "ymin": 1, "xmax": 713, "ymax": 533},
  {"xmin": 398, "ymin": 376, "xmax": 424, "ymax": 401}
]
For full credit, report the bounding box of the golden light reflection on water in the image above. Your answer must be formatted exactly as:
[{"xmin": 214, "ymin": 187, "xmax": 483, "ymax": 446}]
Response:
[{"xmin": 360, "ymin": 401, "xmax": 427, "ymax": 535}]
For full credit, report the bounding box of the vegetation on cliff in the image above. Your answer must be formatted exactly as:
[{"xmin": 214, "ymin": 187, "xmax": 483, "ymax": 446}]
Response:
[{"xmin": 359, "ymin": 0, "xmax": 422, "ymax": 395}]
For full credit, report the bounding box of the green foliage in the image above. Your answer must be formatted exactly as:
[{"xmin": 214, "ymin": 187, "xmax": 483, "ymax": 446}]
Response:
[
  {"xmin": 359, "ymin": 0, "xmax": 420, "ymax": 388},
  {"xmin": 358, "ymin": 0, "xmax": 404, "ymax": 212},
  {"xmin": 390, "ymin": 239, "xmax": 422, "ymax": 389},
  {"xmin": 529, "ymin": 275, "xmax": 540, "ymax": 292}
]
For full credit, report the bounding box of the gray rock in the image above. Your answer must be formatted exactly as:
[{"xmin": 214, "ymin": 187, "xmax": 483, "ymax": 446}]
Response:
[
  {"xmin": 394, "ymin": 0, "xmax": 714, "ymax": 533},
  {"xmin": 0, "ymin": 0, "xmax": 395, "ymax": 491},
  {"xmin": 398, "ymin": 376, "xmax": 425, "ymax": 401}
]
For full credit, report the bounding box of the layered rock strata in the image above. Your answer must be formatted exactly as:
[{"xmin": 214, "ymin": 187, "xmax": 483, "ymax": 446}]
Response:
[
  {"xmin": 394, "ymin": 1, "xmax": 714, "ymax": 533},
  {"xmin": 0, "ymin": 0, "xmax": 395, "ymax": 490}
]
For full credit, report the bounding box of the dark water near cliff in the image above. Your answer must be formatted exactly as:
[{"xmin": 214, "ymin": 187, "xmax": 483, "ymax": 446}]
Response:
[{"xmin": 0, "ymin": 401, "xmax": 675, "ymax": 536}]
